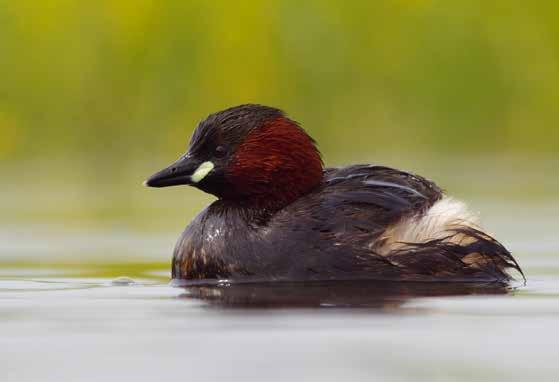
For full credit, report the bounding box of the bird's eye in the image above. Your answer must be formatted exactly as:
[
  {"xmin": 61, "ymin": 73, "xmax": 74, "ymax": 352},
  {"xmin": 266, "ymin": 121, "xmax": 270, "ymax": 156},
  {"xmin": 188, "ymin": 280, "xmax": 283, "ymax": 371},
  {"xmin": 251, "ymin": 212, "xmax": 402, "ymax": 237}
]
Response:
[{"xmin": 214, "ymin": 145, "xmax": 226, "ymax": 158}]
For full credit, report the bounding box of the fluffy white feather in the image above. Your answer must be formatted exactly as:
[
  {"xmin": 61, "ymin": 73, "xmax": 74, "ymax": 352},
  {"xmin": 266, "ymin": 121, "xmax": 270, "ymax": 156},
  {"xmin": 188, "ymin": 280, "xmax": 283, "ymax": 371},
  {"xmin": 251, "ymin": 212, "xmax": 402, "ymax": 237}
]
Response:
[{"xmin": 376, "ymin": 197, "xmax": 481, "ymax": 255}]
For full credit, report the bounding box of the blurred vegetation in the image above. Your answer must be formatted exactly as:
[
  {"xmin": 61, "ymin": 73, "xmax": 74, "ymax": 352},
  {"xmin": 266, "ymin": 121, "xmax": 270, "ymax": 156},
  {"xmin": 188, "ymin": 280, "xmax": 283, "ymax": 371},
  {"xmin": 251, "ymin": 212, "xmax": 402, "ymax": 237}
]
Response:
[{"xmin": 0, "ymin": 0, "xmax": 558, "ymax": 229}]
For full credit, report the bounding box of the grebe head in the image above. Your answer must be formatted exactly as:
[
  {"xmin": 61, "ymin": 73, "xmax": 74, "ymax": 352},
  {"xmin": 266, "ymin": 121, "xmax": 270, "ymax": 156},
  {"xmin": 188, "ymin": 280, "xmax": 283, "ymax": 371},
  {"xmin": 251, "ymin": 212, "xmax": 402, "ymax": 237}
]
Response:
[{"xmin": 145, "ymin": 104, "xmax": 323, "ymax": 210}]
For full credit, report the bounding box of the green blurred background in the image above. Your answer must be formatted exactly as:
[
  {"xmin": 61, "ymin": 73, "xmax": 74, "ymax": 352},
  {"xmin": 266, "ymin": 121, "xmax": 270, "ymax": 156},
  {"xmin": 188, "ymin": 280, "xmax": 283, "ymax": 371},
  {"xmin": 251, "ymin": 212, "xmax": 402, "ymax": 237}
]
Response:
[{"xmin": 1, "ymin": 0, "xmax": 558, "ymax": 242}]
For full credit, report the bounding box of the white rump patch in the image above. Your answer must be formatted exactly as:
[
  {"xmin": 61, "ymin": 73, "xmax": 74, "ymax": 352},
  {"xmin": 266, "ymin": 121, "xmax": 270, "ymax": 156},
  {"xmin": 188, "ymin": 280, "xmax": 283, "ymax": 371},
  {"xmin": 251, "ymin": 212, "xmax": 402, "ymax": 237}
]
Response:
[
  {"xmin": 191, "ymin": 161, "xmax": 214, "ymax": 183},
  {"xmin": 376, "ymin": 197, "xmax": 481, "ymax": 256}
]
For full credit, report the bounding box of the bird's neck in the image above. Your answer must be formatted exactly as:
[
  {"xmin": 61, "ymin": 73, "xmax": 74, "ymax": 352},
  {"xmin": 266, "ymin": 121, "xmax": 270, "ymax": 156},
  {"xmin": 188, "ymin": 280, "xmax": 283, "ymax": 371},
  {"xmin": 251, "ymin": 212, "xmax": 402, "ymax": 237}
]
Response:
[{"xmin": 226, "ymin": 117, "xmax": 324, "ymax": 213}]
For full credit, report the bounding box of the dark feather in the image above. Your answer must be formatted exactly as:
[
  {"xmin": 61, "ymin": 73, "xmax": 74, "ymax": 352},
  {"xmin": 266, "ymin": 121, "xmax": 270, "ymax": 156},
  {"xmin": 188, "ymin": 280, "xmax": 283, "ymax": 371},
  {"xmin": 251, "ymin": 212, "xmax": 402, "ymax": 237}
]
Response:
[{"xmin": 173, "ymin": 164, "xmax": 522, "ymax": 282}]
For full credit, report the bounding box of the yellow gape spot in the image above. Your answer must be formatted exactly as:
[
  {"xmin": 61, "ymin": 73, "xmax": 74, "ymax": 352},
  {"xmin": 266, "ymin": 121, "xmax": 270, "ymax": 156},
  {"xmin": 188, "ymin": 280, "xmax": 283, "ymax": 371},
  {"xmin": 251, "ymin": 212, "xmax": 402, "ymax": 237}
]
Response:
[{"xmin": 191, "ymin": 161, "xmax": 214, "ymax": 183}]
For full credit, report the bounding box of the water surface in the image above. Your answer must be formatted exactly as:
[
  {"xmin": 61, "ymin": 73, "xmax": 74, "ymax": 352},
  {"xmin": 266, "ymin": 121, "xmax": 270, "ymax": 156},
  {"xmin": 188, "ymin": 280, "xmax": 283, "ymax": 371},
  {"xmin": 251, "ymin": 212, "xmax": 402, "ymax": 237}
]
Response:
[{"xmin": 1, "ymin": 203, "xmax": 558, "ymax": 382}]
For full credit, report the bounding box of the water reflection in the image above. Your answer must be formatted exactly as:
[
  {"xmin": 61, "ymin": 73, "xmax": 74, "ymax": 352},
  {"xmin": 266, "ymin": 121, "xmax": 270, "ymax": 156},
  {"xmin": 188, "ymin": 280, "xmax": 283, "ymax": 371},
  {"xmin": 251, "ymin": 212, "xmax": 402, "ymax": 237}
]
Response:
[{"xmin": 178, "ymin": 280, "xmax": 512, "ymax": 309}]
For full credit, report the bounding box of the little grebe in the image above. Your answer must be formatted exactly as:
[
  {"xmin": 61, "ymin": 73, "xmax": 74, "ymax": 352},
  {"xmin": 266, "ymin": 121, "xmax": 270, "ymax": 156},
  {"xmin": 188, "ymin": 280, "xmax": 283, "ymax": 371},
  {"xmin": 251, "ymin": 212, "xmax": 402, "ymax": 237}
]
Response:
[{"xmin": 145, "ymin": 104, "xmax": 523, "ymax": 282}]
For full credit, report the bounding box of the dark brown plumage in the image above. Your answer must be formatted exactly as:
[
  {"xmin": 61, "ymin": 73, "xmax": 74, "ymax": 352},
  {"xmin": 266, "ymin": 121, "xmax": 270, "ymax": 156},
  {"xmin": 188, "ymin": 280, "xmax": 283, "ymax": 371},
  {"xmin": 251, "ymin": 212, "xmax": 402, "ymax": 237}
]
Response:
[{"xmin": 145, "ymin": 104, "xmax": 523, "ymax": 283}]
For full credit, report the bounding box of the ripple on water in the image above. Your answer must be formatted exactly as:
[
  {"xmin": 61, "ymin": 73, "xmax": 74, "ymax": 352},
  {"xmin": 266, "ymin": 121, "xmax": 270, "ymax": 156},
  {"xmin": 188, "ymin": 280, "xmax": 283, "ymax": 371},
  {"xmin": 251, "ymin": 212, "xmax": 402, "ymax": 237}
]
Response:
[{"xmin": 0, "ymin": 279, "xmax": 100, "ymax": 292}]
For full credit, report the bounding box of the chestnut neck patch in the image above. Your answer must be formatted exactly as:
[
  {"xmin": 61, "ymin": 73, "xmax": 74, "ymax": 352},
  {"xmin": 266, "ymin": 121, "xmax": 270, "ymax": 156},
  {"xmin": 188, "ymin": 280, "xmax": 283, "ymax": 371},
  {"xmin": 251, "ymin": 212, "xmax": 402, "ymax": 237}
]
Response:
[{"xmin": 227, "ymin": 116, "xmax": 323, "ymax": 211}]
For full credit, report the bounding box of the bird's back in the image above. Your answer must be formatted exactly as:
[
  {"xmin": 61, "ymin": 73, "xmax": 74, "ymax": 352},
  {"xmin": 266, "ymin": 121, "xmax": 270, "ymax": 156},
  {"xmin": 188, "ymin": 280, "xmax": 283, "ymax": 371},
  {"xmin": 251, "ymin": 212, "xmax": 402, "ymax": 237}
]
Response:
[{"xmin": 266, "ymin": 164, "xmax": 522, "ymax": 281}]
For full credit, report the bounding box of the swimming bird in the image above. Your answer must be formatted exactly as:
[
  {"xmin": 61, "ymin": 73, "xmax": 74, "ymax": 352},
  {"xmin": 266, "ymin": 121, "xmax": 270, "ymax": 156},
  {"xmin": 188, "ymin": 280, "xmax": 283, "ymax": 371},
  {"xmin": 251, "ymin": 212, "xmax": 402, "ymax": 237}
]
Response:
[{"xmin": 145, "ymin": 104, "xmax": 523, "ymax": 282}]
